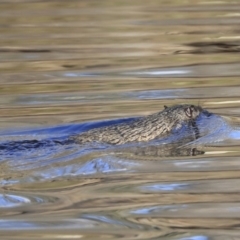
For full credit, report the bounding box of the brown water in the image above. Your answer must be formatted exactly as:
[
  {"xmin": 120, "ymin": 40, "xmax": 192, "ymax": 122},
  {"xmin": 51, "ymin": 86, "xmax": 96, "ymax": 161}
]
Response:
[{"xmin": 1, "ymin": 0, "xmax": 240, "ymax": 239}]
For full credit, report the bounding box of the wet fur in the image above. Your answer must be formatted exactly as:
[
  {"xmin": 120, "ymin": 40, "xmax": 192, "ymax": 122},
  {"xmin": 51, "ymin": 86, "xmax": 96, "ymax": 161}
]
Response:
[{"xmin": 71, "ymin": 104, "xmax": 204, "ymax": 145}]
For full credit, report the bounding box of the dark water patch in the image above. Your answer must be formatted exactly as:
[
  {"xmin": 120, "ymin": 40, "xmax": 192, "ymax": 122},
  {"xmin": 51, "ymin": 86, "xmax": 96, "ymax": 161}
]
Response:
[
  {"xmin": 0, "ymin": 48, "xmax": 51, "ymax": 53},
  {"xmin": 182, "ymin": 41, "xmax": 240, "ymax": 54}
]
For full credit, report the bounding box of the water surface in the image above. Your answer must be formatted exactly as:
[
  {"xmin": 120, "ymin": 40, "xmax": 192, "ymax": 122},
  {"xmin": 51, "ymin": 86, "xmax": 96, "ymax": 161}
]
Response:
[{"xmin": 1, "ymin": 0, "xmax": 240, "ymax": 239}]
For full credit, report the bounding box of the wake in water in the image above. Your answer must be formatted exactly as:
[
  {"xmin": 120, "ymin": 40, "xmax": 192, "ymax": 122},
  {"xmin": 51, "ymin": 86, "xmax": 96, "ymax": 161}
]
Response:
[
  {"xmin": 0, "ymin": 106, "xmax": 240, "ymax": 185},
  {"xmin": 183, "ymin": 112, "xmax": 240, "ymax": 147}
]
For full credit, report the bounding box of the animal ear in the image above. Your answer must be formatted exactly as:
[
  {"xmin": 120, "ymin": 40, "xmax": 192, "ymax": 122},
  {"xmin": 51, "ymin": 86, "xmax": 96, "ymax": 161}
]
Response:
[{"xmin": 164, "ymin": 105, "xmax": 168, "ymax": 109}]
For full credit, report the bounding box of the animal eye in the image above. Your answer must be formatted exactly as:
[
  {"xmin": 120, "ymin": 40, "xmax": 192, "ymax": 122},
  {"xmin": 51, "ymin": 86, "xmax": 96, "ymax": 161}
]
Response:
[{"xmin": 185, "ymin": 106, "xmax": 194, "ymax": 118}]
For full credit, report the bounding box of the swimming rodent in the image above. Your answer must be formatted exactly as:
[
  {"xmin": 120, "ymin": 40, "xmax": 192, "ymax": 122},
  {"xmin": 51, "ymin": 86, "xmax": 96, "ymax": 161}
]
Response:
[
  {"xmin": 0, "ymin": 104, "xmax": 211, "ymax": 155},
  {"xmin": 71, "ymin": 104, "xmax": 210, "ymax": 145}
]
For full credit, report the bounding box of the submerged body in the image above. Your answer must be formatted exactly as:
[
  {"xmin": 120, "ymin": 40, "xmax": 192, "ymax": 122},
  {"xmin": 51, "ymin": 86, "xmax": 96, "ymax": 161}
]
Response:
[{"xmin": 71, "ymin": 104, "xmax": 210, "ymax": 145}]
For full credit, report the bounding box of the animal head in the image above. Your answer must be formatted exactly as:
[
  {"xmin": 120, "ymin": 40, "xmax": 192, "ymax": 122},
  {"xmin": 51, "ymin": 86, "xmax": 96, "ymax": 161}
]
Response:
[{"xmin": 163, "ymin": 104, "xmax": 211, "ymax": 123}]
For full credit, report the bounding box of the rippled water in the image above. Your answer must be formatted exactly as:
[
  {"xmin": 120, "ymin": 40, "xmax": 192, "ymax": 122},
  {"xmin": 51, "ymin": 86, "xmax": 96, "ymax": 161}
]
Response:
[{"xmin": 1, "ymin": 0, "xmax": 240, "ymax": 239}]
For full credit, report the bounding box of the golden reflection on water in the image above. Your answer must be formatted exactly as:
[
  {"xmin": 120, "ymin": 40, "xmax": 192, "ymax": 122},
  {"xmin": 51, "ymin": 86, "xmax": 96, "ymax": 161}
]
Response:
[{"xmin": 1, "ymin": 0, "xmax": 240, "ymax": 239}]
